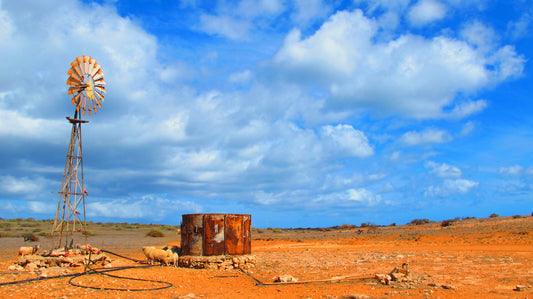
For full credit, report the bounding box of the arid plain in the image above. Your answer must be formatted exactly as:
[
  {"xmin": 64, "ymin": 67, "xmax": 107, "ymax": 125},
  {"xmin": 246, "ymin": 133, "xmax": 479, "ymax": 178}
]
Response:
[{"xmin": 0, "ymin": 216, "xmax": 531, "ymax": 298}]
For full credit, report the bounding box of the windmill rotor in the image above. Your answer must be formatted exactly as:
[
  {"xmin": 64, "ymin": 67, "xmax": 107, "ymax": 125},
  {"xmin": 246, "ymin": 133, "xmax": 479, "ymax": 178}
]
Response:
[{"xmin": 66, "ymin": 55, "xmax": 106, "ymax": 116}]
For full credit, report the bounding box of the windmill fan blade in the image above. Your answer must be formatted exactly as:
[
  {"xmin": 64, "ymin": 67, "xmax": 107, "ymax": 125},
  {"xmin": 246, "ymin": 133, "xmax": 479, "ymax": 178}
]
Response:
[
  {"xmin": 94, "ymin": 90, "xmax": 104, "ymax": 103},
  {"xmin": 68, "ymin": 68, "xmax": 81, "ymax": 81},
  {"xmin": 94, "ymin": 85, "xmax": 106, "ymax": 94},
  {"xmin": 90, "ymin": 63, "xmax": 101, "ymax": 77},
  {"xmin": 70, "ymin": 61, "xmax": 83, "ymax": 79},
  {"xmin": 72, "ymin": 92, "xmax": 82, "ymax": 105},
  {"xmin": 91, "ymin": 98, "xmax": 98, "ymax": 113},
  {"xmin": 68, "ymin": 86, "xmax": 82, "ymax": 95},
  {"xmin": 68, "ymin": 56, "xmax": 105, "ymax": 115},
  {"xmin": 66, "ymin": 76, "xmax": 81, "ymax": 86},
  {"xmin": 94, "ymin": 77, "xmax": 106, "ymax": 85}
]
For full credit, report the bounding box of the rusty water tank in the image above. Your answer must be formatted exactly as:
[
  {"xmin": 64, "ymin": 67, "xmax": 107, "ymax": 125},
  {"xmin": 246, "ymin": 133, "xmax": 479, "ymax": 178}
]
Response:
[{"xmin": 181, "ymin": 213, "xmax": 251, "ymax": 256}]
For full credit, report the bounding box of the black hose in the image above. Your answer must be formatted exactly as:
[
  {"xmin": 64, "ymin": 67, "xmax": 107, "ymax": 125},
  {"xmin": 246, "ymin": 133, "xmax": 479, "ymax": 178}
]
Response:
[{"xmin": 0, "ymin": 250, "xmax": 174, "ymax": 292}]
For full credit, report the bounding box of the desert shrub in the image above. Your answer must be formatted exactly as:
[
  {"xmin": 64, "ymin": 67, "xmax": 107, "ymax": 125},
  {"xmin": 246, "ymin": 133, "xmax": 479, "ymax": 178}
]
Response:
[
  {"xmin": 360, "ymin": 222, "xmax": 375, "ymax": 228},
  {"xmin": 339, "ymin": 224, "xmax": 357, "ymax": 230},
  {"xmin": 410, "ymin": 219, "xmax": 430, "ymax": 225},
  {"xmin": 441, "ymin": 219, "xmax": 455, "ymax": 227},
  {"xmin": 37, "ymin": 231, "xmax": 50, "ymax": 237},
  {"xmin": 82, "ymin": 230, "xmax": 96, "ymax": 237},
  {"xmin": 255, "ymin": 229, "xmax": 264, "ymax": 234},
  {"xmin": 22, "ymin": 232, "xmax": 39, "ymax": 242},
  {"xmin": 390, "ymin": 223, "xmax": 396, "ymax": 226},
  {"xmin": 0, "ymin": 232, "xmax": 10, "ymax": 238},
  {"xmin": 272, "ymin": 228, "xmax": 283, "ymax": 233},
  {"xmin": 462, "ymin": 216, "xmax": 476, "ymax": 220},
  {"xmin": 146, "ymin": 229, "xmax": 165, "ymax": 237},
  {"xmin": 489, "ymin": 213, "xmax": 499, "ymax": 218},
  {"xmin": 512, "ymin": 215, "xmax": 523, "ymax": 219}
]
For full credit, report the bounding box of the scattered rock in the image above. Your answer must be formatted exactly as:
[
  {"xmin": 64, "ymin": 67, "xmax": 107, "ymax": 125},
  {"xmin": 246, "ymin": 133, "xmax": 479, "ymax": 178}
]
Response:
[
  {"xmin": 441, "ymin": 283, "xmax": 455, "ymax": 290},
  {"xmin": 341, "ymin": 294, "xmax": 373, "ymax": 299},
  {"xmin": 514, "ymin": 285, "xmax": 529, "ymax": 292},
  {"xmin": 375, "ymin": 273, "xmax": 391, "ymax": 285},
  {"xmin": 274, "ymin": 274, "xmax": 298, "ymax": 283}
]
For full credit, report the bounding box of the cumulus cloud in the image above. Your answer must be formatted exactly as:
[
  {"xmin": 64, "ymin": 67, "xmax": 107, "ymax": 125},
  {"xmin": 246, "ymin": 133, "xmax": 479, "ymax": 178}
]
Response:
[
  {"xmin": 293, "ymin": 0, "xmax": 331, "ymax": 25},
  {"xmin": 87, "ymin": 195, "xmax": 202, "ymax": 219},
  {"xmin": 198, "ymin": 14, "xmax": 250, "ymax": 40},
  {"xmin": 314, "ymin": 188, "xmax": 382, "ymax": 207},
  {"xmin": 408, "ymin": 0, "xmax": 447, "ymax": 26},
  {"xmin": 320, "ymin": 124, "xmax": 374, "ymax": 158},
  {"xmin": 0, "ymin": 175, "xmax": 47, "ymax": 195},
  {"xmin": 400, "ymin": 129, "xmax": 452, "ymax": 145},
  {"xmin": 426, "ymin": 161, "xmax": 462, "ymax": 178},
  {"xmin": 426, "ymin": 178, "xmax": 479, "ymax": 196},
  {"xmin": 268, "ymin": 9, "xmax": 524, "ymax": 119},
  {"xmin": 499, "ymin": 165, "xmax": 524, "ymax": 176},
  {"xmin": 447, "ymin": 100, "xmax": 487, "ymax": 119}
]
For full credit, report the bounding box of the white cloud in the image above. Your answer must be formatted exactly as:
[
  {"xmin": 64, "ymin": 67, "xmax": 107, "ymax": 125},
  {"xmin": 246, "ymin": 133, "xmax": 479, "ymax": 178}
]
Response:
[
  {"xmin": 507, "ymin": 12, "xmax": 532, "ymax": 40},
  {"xmin": 500, "ymin": 165, "xmax": 524, "ymax": 176},
  {"xmin": 426, "ymin": 161, "xmax": 462, "ymax": 178},
  {"xmin": 347, "ymin": 188, "xmax": 381, "ymax": 206},
  {"xmin": 459, "ymin": 121, "xmax": 475, "ymax": 136},
  {"xmin": 320, "ymin": 124, "xmax": 374, "ymax": 158},
  {"xmin": 408, "ymin": 0, "xmax": 447, "ymax": 27},
  {"xmin": 447, "ymin": 100, "xmax": 487, "ymax": 119},
  {"xmin": 400, "ymin": 129, "xmax": 452, "ymax": 145},
  {"xmin": 87, "ymin": 195, "xmax": 202, "ymax": 219},
  {"xmin": 426, "ymin": 178, "xmax": 479, "ymax": 196},
  {"xmin": 269, "ymin": 9, "xmax": 524, "ymax": 119},
  {"xmin": 293, "ymin": 0, "xmax": 330, "ymax": 25},
  {"xmin": 238, "ymin": 0, "xmax": 285, "ymax": 18},
  {"xmin": 460, "ymin": 21, "xmax": 498, "ymax": 52},
  {"xmin": 314, "ymin": 188, "xmax": 382, "ymax": 207},
  {"xmin": 198, "ymin": 14, "xmax": 250, "ymax": 40},
  {"xmin": 228, "ymin": 70, "xmax": 252, "ymax": 84},
  {"xmin": 0, "ymin": 175, "xmax": 48, "ymax": 195}
]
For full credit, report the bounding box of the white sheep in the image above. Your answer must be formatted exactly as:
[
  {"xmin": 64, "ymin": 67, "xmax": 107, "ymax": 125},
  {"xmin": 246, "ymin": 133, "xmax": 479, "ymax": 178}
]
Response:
[
  {"xmin": 142, "ymin": 246, "xmax": 179, "ymax": 266},
  {"xmin": 19, "ymin": 245, "xmax": 39, "ymax": 256}
]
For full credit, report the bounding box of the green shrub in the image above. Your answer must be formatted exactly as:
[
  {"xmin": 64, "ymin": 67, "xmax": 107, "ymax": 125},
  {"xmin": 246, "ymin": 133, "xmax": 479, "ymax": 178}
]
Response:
[
  {"xmin": 272, "ymin": 228, "xmax": 283, "ymax": 233},
  {"xmin": 146, "ymin": 229, "xmax": 165, "ymax": 237},
  {"xmin": 512, "ymin": 215, "xmax": 522, "ymax": 219}
]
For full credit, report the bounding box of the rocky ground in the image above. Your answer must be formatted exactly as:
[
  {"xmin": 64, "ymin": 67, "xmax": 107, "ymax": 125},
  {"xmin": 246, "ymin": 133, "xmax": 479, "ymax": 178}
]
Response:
[{"xmin": 0, "ymin": 216, "xmax": 531, "ymax": 298}]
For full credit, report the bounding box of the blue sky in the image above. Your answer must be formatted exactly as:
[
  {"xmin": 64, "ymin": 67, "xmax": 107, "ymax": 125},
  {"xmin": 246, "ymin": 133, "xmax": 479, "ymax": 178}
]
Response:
[{"xmin": 0, "ymin": 0, "xmax": 532, "ymax": 228}]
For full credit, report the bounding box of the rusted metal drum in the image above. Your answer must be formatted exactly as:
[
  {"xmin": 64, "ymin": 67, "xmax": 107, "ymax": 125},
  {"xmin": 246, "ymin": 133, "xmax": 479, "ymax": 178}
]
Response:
[{"xmin": 181, "ymin": 213, "xmax": 251, "ymax": 256}]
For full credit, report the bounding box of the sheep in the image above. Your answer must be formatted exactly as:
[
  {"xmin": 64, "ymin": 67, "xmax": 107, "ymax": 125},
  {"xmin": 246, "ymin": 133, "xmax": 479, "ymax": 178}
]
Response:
[
  {"xmin": 76, "ymin": 243, "xmax": 101, "ymax": 254},
  {"xmin": 19, "ymin": 245, "xmax": 39, "ymax": 256},
  {"xmin": 142, "ymin": 246, "xmax": 179, "ymax": 267}
]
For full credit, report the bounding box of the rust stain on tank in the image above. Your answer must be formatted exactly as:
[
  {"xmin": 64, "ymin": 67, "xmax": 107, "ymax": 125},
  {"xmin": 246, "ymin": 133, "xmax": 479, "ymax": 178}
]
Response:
[{"xmin": 181, "ymin": 213, "xmax": 251, "ymax": 256}]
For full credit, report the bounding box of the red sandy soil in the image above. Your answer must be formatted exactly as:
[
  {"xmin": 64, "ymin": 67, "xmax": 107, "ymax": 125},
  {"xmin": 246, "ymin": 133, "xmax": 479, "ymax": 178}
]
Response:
[{"xmin": 0, "ymin": 216, "xmax": 532, "ymax": 298}]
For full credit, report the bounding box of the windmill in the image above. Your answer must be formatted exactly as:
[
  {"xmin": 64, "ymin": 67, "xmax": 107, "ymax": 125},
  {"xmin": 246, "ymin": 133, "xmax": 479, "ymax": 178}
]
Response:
[{"xmin": 51, "ymin": 56, "xmax": 105, "ymax": 249}]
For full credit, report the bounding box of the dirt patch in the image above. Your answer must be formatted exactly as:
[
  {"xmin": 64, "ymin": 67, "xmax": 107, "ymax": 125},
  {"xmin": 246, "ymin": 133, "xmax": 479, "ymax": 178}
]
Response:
[{"xmin": 0, "ymin": 216, "xmax": 532, "ymax": 298}]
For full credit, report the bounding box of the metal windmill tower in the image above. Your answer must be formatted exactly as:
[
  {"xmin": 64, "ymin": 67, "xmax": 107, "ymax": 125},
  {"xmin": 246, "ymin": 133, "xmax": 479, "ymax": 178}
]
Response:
[{"xmin": 51, "ymin": 56, "xmax": 106, "ymax": 249}]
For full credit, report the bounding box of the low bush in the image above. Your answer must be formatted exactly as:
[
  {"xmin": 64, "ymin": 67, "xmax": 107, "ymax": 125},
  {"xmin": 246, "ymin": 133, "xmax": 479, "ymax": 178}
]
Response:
[
  {"xmin": 22, "ymin": 232, "xmax": 40, "ymax": 242},
  {"xmin": 441, "ymin": 219, "xmax": 455, "ymax": 227},
  {"xmin": 360, "ymin": 222, "xmax": 375, "ymax": 228},
  {"xmin": 82, "ymin": 230, "xmax": 96, "ymax": 237},
  {"xmin": 489, "ymin": 213, "xmax": 499, "ymax": 218},
  {"xmin": 146, "ymin": 229, "xmax": 165, "ymax": 237},
  {"xmin": 410, "ymin": 219, "xmax": 430, "ymax": 225}
]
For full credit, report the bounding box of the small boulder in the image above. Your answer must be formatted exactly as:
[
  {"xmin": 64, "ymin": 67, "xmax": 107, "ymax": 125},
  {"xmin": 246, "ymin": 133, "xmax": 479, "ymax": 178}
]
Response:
[{"xmin": 274, "ymin": 274, "xmax": 298, "ymax": 283}]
